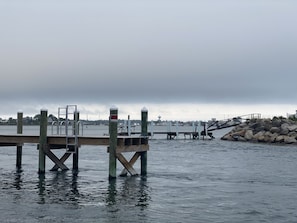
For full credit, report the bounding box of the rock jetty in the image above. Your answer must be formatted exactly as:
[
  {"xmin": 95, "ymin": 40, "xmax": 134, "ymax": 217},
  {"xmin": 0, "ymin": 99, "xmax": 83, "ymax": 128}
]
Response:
[{"xmin": 221, "ymin": 117, "xmax": 297, "ymax": 144}]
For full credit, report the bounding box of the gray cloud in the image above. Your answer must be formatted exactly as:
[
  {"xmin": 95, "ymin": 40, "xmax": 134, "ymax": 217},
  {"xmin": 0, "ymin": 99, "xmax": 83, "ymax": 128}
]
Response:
[{"xmin": 0, "ymin": 0, "xmax": 297, "ymax": 113}]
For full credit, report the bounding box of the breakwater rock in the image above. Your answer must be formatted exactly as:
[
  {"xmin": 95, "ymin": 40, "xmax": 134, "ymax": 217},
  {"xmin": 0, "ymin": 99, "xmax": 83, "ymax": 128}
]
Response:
[{"xmin": 221, "ymin": 118, "xmax": 297, "ymax": 144}]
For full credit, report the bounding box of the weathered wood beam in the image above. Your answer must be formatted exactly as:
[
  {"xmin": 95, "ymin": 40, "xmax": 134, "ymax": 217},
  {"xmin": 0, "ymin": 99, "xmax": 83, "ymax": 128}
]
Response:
[
  {"xmin": 44, "ymin": 146, "xmax": 69, "ymax": 171},
  {"xmin": 77, "ymin": 136, "xmax": 110, "ymax": 146},
  {"xmin": 51, "ymin": 152, "xmax": 72, "ymax": 171},
  {"xmin": 108, "ymin": 144, "xmax": 149, "ymax": 153},
  {"xmin": 0, "ymin": 143, "xmax": 19, "ymax": 147},
  {"xmin": 116, "ymin": 153, "xmax": 138, "ymax": 176},
  {"xmin": 0, "ymin": 135, "xmax": 145, "ymax": 147},
  {"xmin": 119, "ymin": 152, "xmax": 141, "ymax": 177},
  {"xmin": 106, "ymin": 144, "xmax": 149, "ymax": 153},
  {"xmin": 0, "ymin": 135, "xmax": 39, "ymax": 144}
]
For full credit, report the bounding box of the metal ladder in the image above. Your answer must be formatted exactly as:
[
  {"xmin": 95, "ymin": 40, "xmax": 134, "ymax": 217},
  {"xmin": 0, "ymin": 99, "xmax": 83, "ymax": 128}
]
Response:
[{"xmin": 58, "ymin": 105, "xmax": 79, "ymax": 153}]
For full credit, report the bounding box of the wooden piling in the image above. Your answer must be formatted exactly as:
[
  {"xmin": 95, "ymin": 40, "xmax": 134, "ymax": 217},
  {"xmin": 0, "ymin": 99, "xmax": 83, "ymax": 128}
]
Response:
[
  {"xmin": 16, "ymin": 111, "xmax": 23, "ymax": 169},
  {"xmin": 73, "ymin": 111, "xmax": 79, "ymax": 171},
  {"xmin": 141, "ymin": 107, "xmax": 148, "ymax": 176},
  {"xmin": 109, "ymin": 106, "xmax": 118, "ymax": 180},
  {"xmin": 38, "ymin": 109, "xmax": 47, "ymax": 174}
]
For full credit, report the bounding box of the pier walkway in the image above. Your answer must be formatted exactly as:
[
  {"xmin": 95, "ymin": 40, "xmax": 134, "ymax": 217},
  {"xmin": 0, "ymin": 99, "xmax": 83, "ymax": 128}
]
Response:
[{"xmin": 118, "ymin": 113, "xmax": 261, "ymax": 140}]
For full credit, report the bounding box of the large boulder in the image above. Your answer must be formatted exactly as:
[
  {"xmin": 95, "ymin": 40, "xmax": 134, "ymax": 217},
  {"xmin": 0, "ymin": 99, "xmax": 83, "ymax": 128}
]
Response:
[
  {"xmin": 280, "ymin": 123, "xmax": 290, "ymax": 135},
  {"xmin": 284, "ymin": 136, "xmax": 297, "ymax": 144},
  {"xmin": 271, "ymin": 118, "xmax": 282, "ymax": 127},
  {"xmin": 270, "ymin": 127, "xmax": 280, "ymax": 134},
  {"xmin": 270, "ymin": 133, "xmax": 279, "ymax": 143},
  {"xmin": 253, "ymin": 131, "xmax": 265, "ymax": 141},
  {"xmin": 275, "ymin": 135, "xmax": 285, "ymax": 143},
  {"xmin": 221, "ymin": 117, "xmax": 297, "ymax": 145},
  {"xmin": 244, "ymin": 130, "xmax": 254, "ymax": 140},
  {"xmin": 288, "ymin": 125, "xmax": 297, "ymax": 132}
]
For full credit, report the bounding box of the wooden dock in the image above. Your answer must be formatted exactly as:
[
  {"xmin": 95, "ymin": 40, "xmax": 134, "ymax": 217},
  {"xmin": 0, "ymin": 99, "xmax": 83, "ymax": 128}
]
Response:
[
  {"xmin": 119, "ymin": 116, "xmax": 249, "ymax": 140},
  {"xmin": 0, "ymin": 134, "xmax": 148, "ymax": 152},
  {"xmin": 0, "ymin": 107, "xmax": 149, "ymax": 180}
]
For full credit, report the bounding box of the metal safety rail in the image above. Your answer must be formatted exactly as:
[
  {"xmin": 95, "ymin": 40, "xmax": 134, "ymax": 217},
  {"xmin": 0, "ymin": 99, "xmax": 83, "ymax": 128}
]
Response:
[{"xmin": 57, "ymin": 105, "xmax": 79, "ymax": 153}]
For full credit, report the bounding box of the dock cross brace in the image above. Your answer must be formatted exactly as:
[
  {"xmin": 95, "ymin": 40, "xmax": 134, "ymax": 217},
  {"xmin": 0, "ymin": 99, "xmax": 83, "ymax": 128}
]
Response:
[{"xmin": 39, "ymin": 144, "xmax": 75, "ymax": 171}]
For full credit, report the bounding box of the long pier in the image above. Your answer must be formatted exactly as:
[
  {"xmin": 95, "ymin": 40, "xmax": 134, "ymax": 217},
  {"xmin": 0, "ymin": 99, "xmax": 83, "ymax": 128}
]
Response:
[
  {"xmin": 0, "ymin": 106, "xmax": 149, "ymax": 180},
  {"xmin": 120, "ymin": 131, "xmax": 203, "ymax": 140},
  {"xmin": 118, "ymin": 113, "xmax": 261, "ymax": 140}
]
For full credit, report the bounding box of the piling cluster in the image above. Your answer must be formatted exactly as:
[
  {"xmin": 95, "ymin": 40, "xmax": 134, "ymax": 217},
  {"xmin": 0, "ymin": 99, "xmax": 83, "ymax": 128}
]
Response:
[{"xmin": 221, "ymin": 117, "xmax": 297, "ymax": 144}]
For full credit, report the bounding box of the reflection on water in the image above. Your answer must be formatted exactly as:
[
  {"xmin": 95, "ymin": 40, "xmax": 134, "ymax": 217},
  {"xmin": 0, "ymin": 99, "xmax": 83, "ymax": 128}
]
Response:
[
  {"xmin": 37, "ymin": 171, "xmax": 80, "ymax": 206},
  {"xmin": 106, "ymin": 176, "xmax": 150, "ymax": 209},
  {"xmin": 106, "ymin": 178, "xmax": 117, "ymax": 206},
  {"xmin": 137, "ymin": 177, "xmax": 150, "ymax": 209},
  {"xmin": 34, "ymin": 170, "xmax": 151, "ymax": 211},
  {"xmin": 71, "ymin": 171, "xmax": 79, "ymax": 195},
  {"xmin": 13, "ymin": 170, "xmax": 23, "ymax": 190},
  {"xmin": 38, "ymin": 174, "xmax": 46, "ymax": 204}
]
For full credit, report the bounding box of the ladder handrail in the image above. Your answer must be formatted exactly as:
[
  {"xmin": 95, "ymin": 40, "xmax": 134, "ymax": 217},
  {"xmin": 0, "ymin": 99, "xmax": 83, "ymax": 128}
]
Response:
[{"xmin": 56, "ymin": 105, "xmax": 79, "ymax": 153}]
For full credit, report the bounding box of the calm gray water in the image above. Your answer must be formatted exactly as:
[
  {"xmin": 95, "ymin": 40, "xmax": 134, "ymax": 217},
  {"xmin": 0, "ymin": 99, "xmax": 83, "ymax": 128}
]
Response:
[{"xmin": 0, "ymin": 125, "xmax": 297, "ymax": 222}]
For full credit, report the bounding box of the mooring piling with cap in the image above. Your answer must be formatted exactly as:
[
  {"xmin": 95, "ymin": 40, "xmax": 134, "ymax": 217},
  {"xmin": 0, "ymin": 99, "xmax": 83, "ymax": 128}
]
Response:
[
  {"xmin": 140, "ymin": 107, "xmax": 148, "ymax": 176},
  {"xmin": 109, "ymin": 106, "xmax": 118, "ymax": 179},
  {"xmin": 72, "ymin": 110, "xmax": 80, "ymax": 171},
  {"xmin": 16, "ymin": 111, "xmax": 23, "ymax": 169},
  {"xmin": 38, "ymin": 109, "xmax": 48, "ymax": 174}
]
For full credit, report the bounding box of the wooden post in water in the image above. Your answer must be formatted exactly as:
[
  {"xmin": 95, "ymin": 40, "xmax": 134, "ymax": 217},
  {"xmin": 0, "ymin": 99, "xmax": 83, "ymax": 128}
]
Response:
[
  {"xmin": 150, "ymin": 121, "xmax": 154, "ymax": 139},
  {"xmin": 141, "ymin": 107, "xmax": 148, "ymax": 176},
  {"xmin": 205, "ymin": 122, "xmax": 208, "ymax": 140},
  {"xmin": 16, "ymin": 111, "xmax": 23, "ymax": 169},
  {"xmin": 175, "ymin": 121, "xmax": 179, "ymax": 139},
  {"xmin": 127, "ymin": 115, "xmax": 131, "ymax": 136},
  {"xmin": 38, "ymin": 109, "xmax": 48, "ymax": 174},
  {"xmin": 197, "ymin": 121, "xmax": 201, "ymax": 139},
  {"xmin": 109, "ymin": 106, "xmax": 118, "ymax": 180},
  {"xmin": 73, "ymin": 111, "xmax": 79, "ymax": 171}
]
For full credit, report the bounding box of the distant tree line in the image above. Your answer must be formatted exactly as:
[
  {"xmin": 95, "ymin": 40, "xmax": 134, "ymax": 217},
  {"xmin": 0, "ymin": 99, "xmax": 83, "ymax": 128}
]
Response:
[
  {"xmin": 0, "ymin": 113, "xmax": 206, "ymax": 126},
  {"xmin": 0, "ymin": 114, "xmax": 57, "ymax": 125},
  {"xmin": 0, "ymin": 114, "xmax": 109, "ymax": 125}
]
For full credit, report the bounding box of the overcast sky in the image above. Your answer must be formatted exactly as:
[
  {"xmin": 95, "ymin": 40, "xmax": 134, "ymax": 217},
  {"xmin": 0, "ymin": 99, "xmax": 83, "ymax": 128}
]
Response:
[{"xmin": 0, "ymin": 0, "xmax": 296, "ymax": 121}]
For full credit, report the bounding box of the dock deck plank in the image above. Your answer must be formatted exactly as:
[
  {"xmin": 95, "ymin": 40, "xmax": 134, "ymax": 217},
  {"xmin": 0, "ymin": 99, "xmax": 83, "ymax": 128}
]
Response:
[{"xmin": 0, "ymin": 134, "xmax": 148, "ymax": 148}]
